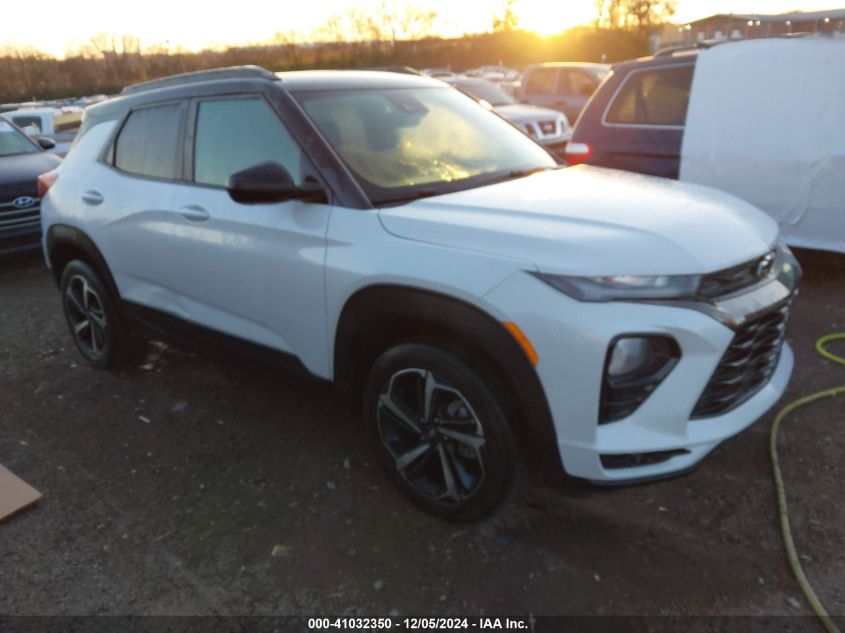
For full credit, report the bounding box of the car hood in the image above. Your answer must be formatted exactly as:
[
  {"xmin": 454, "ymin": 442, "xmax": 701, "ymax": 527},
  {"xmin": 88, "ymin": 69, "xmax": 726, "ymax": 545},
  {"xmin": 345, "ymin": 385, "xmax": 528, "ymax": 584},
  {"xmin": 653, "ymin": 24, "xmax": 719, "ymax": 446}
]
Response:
[
  {"xmin": 0, "ymin": 151, "xmax": 62, "ymax": 198},
  {"xmin": 494, "ymin": 103, "xmax": 565, "ymax": 123},
  {"xmin": 378, "ymin": 166, "xmax": 779, "ymax": 276}
]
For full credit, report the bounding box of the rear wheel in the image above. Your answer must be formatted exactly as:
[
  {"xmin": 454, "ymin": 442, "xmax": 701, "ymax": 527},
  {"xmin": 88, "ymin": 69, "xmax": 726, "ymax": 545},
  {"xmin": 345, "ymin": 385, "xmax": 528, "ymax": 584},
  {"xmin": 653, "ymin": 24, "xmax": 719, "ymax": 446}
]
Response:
[
  {"xmin": 364, "ymin": 343, "xmax": 515, "ymax": 521},
  {"xmin": 60, "ymin": 260, "xmax": 134, "ymax": 369}
]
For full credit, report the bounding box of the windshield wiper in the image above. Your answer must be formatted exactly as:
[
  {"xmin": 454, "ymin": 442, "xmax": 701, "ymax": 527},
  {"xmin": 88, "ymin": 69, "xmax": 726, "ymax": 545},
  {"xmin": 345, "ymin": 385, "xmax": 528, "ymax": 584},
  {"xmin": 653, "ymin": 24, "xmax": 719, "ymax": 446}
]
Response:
[
  {"xmin": 374, "ymin": 166, "xmax": 559, "ymax": 206},
  {"xmin": 486, "ymin": 166, "xmax": 559, "ymax": 185},
  {"xmin": 374, "ymin": 189, "xmax": 444, "ymax": 207}
]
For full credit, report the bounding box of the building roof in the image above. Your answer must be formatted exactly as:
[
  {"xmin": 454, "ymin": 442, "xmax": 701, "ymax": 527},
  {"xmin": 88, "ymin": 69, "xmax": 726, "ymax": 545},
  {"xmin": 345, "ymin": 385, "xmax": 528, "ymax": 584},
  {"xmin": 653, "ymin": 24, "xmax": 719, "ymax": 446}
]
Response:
[{"xmin": 688, "ymin": 8, "xmax": 845, "ymax": 25}]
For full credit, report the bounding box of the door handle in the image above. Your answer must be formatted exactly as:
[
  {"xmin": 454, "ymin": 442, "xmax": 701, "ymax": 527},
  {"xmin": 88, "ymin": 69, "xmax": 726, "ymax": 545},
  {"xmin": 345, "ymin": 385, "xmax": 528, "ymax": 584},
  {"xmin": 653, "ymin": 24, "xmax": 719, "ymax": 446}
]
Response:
[
  {"xmin": 81, "ymin": 190, "xmax": 104, "ymax": 206},
  {"xmin": 179, "ymin": 205, "xmax": 210, "ymax": 222}
]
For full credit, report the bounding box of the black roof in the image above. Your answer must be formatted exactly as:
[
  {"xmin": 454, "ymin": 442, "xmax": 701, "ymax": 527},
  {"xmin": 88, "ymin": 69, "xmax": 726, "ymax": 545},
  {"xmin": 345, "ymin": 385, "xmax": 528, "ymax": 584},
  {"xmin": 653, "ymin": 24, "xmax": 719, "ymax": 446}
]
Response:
[
  {"xmin": 121, "ymin": 65, "xmax": 278, "ymax": 95},
  {"xmin": 85, "ymin": 67, "xmax": 446, "ymax": 123},
  {"xmin": 275, "ymin": 70, "xmax": 444, "ymax": 91}
]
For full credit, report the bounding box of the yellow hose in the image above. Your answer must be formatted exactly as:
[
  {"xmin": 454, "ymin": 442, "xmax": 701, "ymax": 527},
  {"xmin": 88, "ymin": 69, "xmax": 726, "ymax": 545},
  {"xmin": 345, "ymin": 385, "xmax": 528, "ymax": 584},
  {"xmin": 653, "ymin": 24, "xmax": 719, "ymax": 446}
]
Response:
[{"xmin": 770, "ymin": 334, "xmax": 845, "ymax": 633}]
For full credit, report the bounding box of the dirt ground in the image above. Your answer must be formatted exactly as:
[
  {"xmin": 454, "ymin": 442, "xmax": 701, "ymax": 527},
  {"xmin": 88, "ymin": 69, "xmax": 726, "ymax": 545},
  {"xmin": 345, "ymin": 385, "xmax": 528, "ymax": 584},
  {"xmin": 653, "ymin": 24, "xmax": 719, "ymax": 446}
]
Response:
[{"xmin": 0, "ymin": 249, "xmax": 843, "ymax": 619}]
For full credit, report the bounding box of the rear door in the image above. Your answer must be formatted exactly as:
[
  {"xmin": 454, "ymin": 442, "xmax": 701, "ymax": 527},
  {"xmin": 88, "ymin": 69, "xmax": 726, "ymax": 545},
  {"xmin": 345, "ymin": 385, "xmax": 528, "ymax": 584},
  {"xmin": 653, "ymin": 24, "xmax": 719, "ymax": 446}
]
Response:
[
  {"xmin": 587, "ymin": 63, "xmax": 694, "ymax": 179},
  {"xmin": 89, "ymin": 100, "xmax": 187, "ymax": 307}
]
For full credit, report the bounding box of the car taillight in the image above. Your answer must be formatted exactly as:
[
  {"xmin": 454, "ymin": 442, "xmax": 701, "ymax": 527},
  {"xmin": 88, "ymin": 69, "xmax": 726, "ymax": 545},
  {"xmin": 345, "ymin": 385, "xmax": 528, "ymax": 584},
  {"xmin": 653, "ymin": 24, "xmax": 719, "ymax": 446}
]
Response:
[
  {"xmin": 565, "ymin": 142, "xmax": 593, "ymax": 166},
  {"xmin": 37, "ymin": 170, "xmax": 59, "ymax": 198}
]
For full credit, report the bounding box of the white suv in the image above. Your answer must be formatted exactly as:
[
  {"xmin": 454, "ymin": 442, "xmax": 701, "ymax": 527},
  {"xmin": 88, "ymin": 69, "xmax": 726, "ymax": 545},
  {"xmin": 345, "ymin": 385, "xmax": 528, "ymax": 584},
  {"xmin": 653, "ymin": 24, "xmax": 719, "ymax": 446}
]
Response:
[{"xmin": 39, "ymin": 67, "xmax": 800, "ymax": 521}]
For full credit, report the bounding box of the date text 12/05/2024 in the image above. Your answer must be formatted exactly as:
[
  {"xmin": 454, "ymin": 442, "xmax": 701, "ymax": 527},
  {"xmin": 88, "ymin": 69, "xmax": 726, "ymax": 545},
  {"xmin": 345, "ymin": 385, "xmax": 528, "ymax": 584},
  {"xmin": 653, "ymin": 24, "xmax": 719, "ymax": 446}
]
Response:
[{"xmin": 308, "ymin": 617, "xmax": 532, "ymax": 629}]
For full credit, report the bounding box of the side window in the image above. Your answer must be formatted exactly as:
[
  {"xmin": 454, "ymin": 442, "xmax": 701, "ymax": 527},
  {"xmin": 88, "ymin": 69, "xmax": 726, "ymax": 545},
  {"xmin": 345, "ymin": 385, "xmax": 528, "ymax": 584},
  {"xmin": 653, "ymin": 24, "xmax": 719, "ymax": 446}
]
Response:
[
  {"xmin": 114, "ymin": 103, "xmax": 184, "ymax": 179},
  {"xmin": 10, "ymin": 116, "xmax": 42, "ymax": 132},
  {"xmin": 606, "ymin": 65, "xmax": 694, "ymax": 126},
  {"xmin": 565, "ymin": 71, "xmax": 598, "ymax": 97},
  {"xmin": 525, "ymin": 68, "xmax": 557, "ymax": 95},
  {"xmin": 193, "ymin": 97, "xmax": 302, "ymax": 187}
]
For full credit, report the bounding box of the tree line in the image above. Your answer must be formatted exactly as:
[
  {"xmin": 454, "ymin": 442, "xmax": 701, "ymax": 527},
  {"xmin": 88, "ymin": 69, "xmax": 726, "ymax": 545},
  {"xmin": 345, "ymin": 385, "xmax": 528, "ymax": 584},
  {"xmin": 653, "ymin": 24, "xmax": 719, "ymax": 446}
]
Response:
[{"xmin": 0, "ymin": 0, "xmax": 675, "ymax": 103}]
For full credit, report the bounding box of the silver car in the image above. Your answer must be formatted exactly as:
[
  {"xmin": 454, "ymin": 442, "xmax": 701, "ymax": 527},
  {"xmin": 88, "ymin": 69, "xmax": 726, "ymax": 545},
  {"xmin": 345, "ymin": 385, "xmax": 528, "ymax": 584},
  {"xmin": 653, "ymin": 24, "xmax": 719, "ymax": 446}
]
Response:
[{"xmin": 447, "ymin": 76, "xmax": 571, "ymax": 159}]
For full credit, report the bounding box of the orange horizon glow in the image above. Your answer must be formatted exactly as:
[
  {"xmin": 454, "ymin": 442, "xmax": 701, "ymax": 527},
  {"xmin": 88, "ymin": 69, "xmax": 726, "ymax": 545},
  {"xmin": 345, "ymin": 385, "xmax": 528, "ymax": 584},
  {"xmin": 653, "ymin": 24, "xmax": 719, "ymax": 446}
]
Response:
[{"xmin": 1, "ymin": 0, "xmax": 843, "ymax": 59}]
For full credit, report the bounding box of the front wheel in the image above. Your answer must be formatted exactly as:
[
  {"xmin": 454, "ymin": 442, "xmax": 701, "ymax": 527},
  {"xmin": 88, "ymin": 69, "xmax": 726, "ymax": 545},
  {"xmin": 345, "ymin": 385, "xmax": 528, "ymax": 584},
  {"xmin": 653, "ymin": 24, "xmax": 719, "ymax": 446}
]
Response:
[{"xmin": 364, "ymin": 343, "xmax": 516, "ymax": 521}]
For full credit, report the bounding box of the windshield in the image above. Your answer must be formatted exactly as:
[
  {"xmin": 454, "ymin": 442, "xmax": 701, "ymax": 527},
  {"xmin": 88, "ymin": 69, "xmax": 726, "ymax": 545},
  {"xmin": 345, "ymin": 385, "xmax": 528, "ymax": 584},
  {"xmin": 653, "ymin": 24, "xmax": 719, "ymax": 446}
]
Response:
[
  {"xmin": 0, "ymin": 119, "xmax": 39, "ymax": 157},
  {"xmin": 454, "ymin": 79, "xmax": 515, "ymax": 107},
  {"xmin": 296, "ymin": 87, "xmax": 555, "ymax": 205}
]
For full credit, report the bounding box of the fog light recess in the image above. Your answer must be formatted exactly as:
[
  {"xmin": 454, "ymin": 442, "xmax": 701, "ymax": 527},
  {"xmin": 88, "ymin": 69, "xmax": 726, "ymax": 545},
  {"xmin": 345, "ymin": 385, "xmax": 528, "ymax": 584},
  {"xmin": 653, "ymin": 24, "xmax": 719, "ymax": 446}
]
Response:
[{"xmin": 599, "ymin": 335, "xmax": 680, "ymax": 424}]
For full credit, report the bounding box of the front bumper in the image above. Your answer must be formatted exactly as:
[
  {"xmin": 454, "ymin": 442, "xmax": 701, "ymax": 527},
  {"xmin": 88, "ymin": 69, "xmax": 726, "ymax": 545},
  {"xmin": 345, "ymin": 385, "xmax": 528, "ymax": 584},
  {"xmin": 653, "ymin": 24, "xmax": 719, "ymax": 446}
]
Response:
[
  {"xmin": 0, "ymin": 224, "xmax": 42, "ymax": 255},
  {"xmin": 483, "ymin": 255, "xmax": 798, "ymax": 483}
]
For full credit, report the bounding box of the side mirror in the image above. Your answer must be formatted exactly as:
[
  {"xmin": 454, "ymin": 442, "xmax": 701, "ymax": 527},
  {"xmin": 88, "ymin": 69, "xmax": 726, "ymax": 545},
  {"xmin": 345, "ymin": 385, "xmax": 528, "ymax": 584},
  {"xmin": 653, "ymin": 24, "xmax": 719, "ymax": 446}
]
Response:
[
  {"xmin": 37, "ymin": 136, "xmax": 56, "ymax": 150},
  {"xmin": 226, "ymin": 162, "xmax": 327, "ymax": 204}
]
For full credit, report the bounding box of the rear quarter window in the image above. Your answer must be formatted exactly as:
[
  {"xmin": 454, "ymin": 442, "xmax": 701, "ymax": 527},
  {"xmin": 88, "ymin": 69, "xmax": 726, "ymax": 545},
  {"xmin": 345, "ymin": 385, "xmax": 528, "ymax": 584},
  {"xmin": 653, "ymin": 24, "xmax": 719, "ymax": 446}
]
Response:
[
  {"xmin": 606, "ymin": 64, "xmax": 694, "ymax": 126},
  {"xmin": 113, "ymin": 102, "xmax": 185, "ymax": 180}
]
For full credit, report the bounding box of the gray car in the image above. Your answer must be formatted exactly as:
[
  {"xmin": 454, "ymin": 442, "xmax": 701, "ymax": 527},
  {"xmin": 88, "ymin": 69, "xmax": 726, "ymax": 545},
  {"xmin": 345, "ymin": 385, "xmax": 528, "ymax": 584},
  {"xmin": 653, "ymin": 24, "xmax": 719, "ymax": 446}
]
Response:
[
  {"xmin": 515, "ymin": 62, "xmax": 610, "ymax": 124},
  {"xmin": 447, "ymin": 76, "xmax": 571, "ymax": 158}
]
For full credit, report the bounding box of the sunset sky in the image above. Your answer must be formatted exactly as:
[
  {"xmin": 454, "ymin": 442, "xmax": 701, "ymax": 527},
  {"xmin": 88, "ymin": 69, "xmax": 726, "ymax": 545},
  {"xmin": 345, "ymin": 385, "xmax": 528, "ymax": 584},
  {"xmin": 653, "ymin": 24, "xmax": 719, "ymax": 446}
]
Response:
[{"xmin": 1, "ymin": 0, "xmax": 843, "ymax": 58}]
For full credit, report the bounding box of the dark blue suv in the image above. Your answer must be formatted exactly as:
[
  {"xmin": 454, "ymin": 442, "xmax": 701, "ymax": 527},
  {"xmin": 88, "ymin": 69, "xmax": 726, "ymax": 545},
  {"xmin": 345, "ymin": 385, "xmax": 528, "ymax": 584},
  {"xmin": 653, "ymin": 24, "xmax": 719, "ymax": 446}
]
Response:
[{"xmin": 565, "ymin": 50, "xmax": 696, "ymax": 179}]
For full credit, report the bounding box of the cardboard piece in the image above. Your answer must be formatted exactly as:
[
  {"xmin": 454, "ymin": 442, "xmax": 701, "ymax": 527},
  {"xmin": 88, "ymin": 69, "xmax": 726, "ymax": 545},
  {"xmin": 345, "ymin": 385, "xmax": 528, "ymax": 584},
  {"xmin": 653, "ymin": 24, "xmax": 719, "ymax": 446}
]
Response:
[{"xmin": 0, "ymin": 464, "xmax": 42, "ymax": 522}]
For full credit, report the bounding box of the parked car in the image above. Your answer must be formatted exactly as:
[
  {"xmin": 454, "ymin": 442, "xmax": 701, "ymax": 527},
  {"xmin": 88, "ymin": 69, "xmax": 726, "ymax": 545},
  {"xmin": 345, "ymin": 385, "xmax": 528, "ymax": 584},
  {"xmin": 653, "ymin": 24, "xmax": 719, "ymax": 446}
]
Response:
[
  {"xmin": 0, "ymin": 118, "xmax": 62, "ymax": 254},
  {"xmin": 446, "ymin": 76, "xmax": 571, "ymax": 158},
  {"xmin": 420, "ymin": 68, "xmax": 458, "ymax": 80},
  {"xmin": 465, "ymin": 65, "xmax": 520, "ymax": 82},
  {"xmin": 4, "ymin": 107, "xmax": 81, "ymax": 155},
  {"xmin": 42, "ymin": 67, "xmax": 800, "ymax": 520},
  {"xmin": 567, "ymin": 36, "xmax": 845, "ymax": 254},
  {"xmin": 516, "ymin": 62, "xmax": 610, "ymax": 124}
]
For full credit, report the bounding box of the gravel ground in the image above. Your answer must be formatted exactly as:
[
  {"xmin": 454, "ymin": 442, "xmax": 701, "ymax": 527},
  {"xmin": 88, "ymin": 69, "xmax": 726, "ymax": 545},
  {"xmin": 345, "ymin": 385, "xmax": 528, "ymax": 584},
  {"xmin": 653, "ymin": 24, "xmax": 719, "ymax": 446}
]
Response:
[{"xmin": 0, "ymin": 249, "xmax": 843, "ymax": 619}]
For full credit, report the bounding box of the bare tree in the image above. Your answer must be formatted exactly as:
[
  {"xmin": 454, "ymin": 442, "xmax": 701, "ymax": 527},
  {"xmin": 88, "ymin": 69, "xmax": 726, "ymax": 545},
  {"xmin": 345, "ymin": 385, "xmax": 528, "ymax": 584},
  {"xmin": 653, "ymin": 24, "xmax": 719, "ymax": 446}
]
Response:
[
  {"xmin": 493, "ymin": 0, "xmax": 519, "ymax": 32},
  {"xmin": 270, "ymin": 30, "xmax": 305, "ymax": 65},
  {"xmin": 595, "ymin": 0, "xmax": 675, "ymax": 31}
]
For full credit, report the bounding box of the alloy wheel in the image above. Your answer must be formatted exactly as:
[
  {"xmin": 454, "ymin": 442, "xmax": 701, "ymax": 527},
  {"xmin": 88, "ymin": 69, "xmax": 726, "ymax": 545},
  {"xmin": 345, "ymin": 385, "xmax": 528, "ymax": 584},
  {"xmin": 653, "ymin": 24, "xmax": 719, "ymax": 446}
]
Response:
[
  {"xmin": 65, "ymin": 274, "xmax": 108, "ymax": 358},
  {"xmin": 376, "ymin": 368, "xmax": 487, "ymax": 504}
]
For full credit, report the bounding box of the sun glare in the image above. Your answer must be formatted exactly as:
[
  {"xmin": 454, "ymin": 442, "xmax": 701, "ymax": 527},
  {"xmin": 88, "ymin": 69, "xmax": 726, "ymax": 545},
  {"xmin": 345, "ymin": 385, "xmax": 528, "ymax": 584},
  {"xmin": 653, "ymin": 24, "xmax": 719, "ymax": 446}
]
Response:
[{"xmin": 511, "ymin": 0, "xmax": 598, "ymax": 35}]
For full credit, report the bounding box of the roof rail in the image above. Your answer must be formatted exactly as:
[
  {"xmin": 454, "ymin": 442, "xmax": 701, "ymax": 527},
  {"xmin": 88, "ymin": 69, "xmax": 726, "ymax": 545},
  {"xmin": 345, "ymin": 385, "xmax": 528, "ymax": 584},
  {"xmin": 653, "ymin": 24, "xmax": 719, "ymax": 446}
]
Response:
[
  {"xmin": 654, "ymin": 40, "xmax": 722, "ymax": 57},
  {"xmin": 121, "ymin": 66, "xmax": 278, "ymax": 95}
]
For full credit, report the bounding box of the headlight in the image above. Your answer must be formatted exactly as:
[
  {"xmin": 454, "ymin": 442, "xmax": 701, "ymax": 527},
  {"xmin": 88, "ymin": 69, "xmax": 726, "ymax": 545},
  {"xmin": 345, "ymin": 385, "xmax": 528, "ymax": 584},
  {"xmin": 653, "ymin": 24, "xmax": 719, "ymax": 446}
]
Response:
[{"xmin": 532, "ymin": 272, "xmax": 700, "ymax": 302}]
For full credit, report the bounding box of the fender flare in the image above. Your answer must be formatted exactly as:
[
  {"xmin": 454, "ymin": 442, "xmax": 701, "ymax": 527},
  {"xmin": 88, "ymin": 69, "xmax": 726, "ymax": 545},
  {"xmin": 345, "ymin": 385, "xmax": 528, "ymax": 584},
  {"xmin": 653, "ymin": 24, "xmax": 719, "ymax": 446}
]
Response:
[
  {"xmin": 45, "ymin": 224, "xmax": 120, "ymax": 299},
  {"xmin": 334, "ymin": 284, "xmax": 562, "ymax": 471}
]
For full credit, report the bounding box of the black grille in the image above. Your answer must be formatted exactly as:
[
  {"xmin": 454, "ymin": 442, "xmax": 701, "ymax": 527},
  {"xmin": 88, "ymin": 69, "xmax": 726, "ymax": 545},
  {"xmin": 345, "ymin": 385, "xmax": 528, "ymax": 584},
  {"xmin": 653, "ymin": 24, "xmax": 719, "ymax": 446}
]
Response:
[
  {"xmin": 691, "ymin": 299, "xmax": 792, "ymax": 418},
  {"xmin": 601, "ymin": 449, "xmax": 690, "ymax": 470},
  {"xmin": 698, "ymin": 250, "xmax": 775, "ymax": 299},
  {"xmin": 0, "ymin": 196, "xmax": 41, "ymax": 237}
]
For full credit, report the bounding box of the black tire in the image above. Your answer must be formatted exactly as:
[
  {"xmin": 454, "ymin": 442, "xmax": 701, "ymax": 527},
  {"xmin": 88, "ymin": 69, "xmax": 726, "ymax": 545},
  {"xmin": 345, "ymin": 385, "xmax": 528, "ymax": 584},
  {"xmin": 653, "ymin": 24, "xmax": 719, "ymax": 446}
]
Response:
[
  {"xmin": 59, "ymin": 259, "xmax": 134, "ymax": 369},
  {"xmin": 364, "ymin": 343, "xmax": 516, "ymax": 522}
]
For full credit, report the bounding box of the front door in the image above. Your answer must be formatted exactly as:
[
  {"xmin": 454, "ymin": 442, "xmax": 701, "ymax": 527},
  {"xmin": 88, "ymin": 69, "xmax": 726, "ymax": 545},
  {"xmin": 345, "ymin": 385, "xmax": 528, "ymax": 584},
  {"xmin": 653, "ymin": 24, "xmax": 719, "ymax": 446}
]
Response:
[{"xmin": 167, "ymin": 95, "xmax": 332, "ymax": 375}]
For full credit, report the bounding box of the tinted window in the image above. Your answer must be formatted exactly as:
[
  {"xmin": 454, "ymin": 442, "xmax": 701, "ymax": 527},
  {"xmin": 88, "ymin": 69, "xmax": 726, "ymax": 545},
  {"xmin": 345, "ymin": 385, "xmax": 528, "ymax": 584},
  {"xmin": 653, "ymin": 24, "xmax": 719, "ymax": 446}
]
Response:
[
  {"xmin": 194, "ymin": 98, "xmax": 302, "ymax": 187},
  {"xmin": 606, "ymin": 65, "xmax": 694, "ymax": 126},
  {"xmin": 114, "ymin": 103, "xmax": 184, "ymax": 179},
  {"xmin": 525, "ymin": 68, "xmax": 557, "ymax": 94},
  {"xmin": 10, "ymin": 115, "xmax": 42, "ymax": 132}
]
